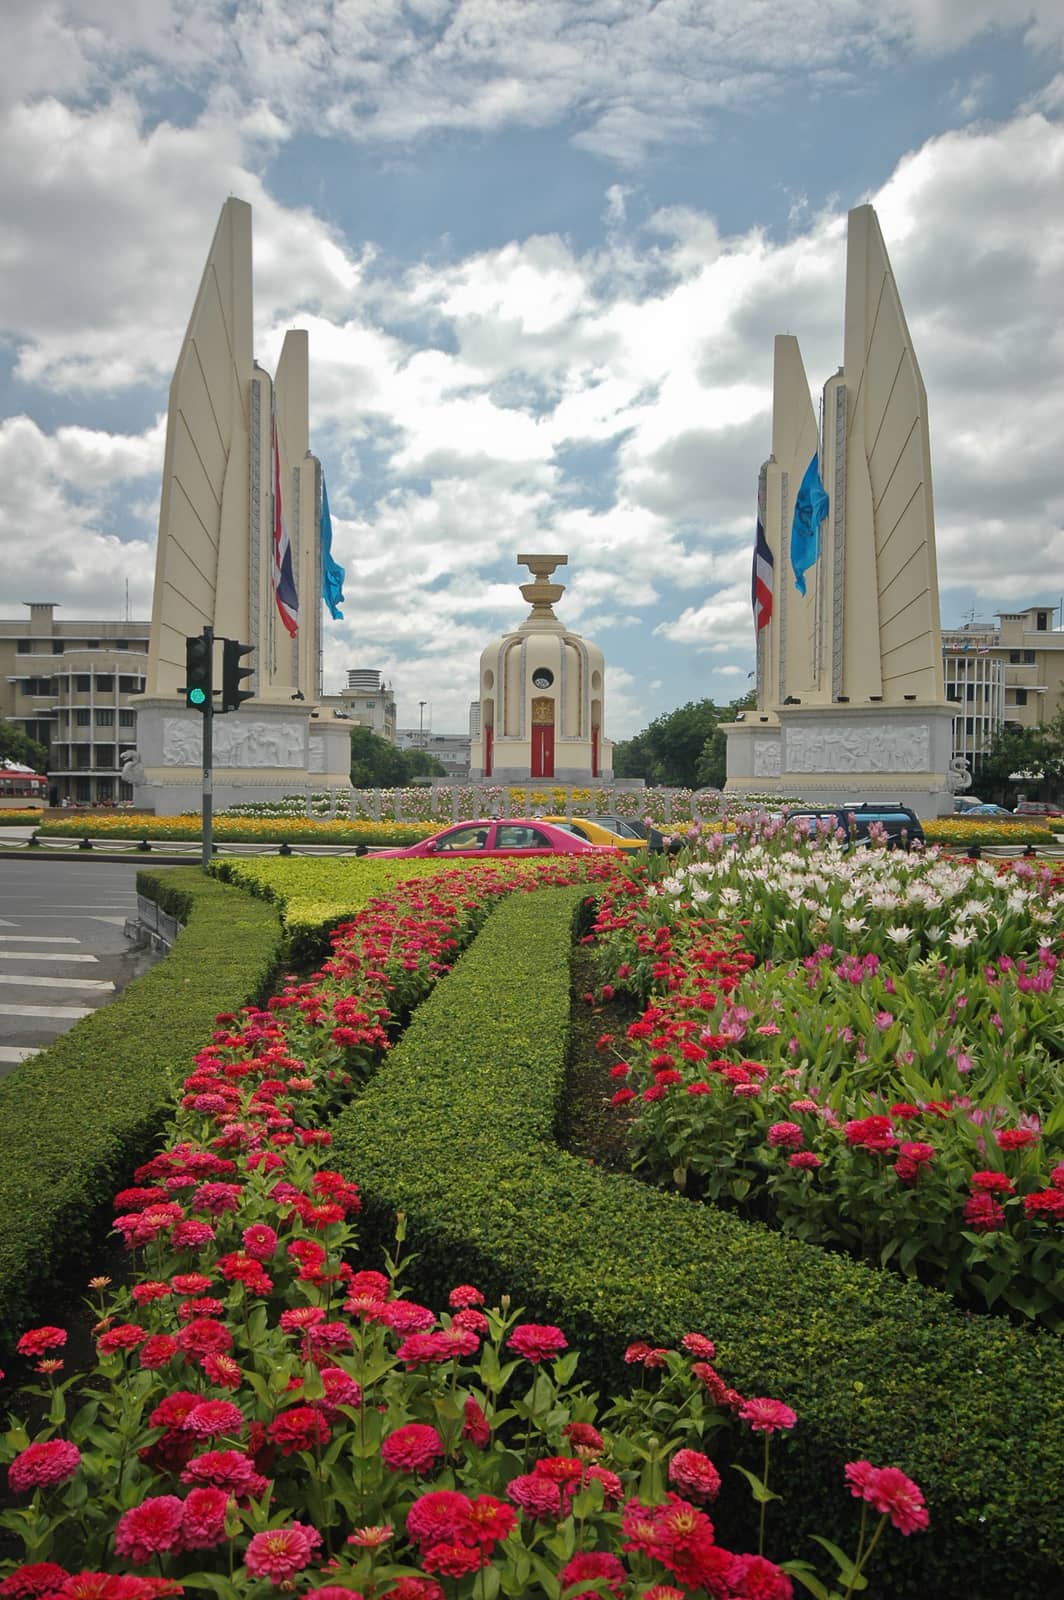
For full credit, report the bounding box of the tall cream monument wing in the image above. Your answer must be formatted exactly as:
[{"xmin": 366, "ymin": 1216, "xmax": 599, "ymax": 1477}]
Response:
[
  {"xmin": 133, "ymin": 199, "xmax": 351, "ymax": 814},
  {"xmin": 726, "ymin": 204, "xmax": 954, "ymax": 814}
]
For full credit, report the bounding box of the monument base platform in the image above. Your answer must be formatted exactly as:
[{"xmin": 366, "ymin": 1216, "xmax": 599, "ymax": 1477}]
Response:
[
  {"xmin": 127, "ymin": 699, "xmax": 353, "ymax": 816},
  {"xmin": 723, "ymin": 703, "xmax": 956, "ymax": 819}
]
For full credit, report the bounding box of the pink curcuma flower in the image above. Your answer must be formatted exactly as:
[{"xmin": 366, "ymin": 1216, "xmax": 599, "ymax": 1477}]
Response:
[
  {"xmin": 844, "ymin": 1461, "xmax": 929, "ymax": 1535},
  {"xmin": 114, "ymin": 1497, "xmax": 185, "ymax": 1563},
  {"xmin": 507, "ymin": 1323, "xmax": 568, "ymax": 1364},
  {"xmin": 8, "ymin": 1439, "xmax": 81, "ymax": 1493},
  {"xmin": 244, "ymin": 1521, "xmax": 322, "ymax": 1582},
  {"xmin": 380, "ymin": 1423, "xmax": 444, "ymax": 1474},
  {"xmin": 738, "ymin": 1397, "xmax": 797, "ymax": 1434}
]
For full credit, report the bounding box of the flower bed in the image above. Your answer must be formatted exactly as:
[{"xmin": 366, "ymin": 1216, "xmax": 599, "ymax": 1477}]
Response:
[
  {"xmin": 585, "ymin": 833, "xmax": 1064, "ymax": 1326},
  {"xmin": 1, "ymin": 875, "xmax": 932, "ymax": 1600}
]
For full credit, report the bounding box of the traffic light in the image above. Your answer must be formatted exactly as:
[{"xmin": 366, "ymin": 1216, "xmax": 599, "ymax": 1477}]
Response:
[
  {"xmin": 184, "ymin": 632, "xmax": 212, "ymax": 712},
  {"xmin": 221, "ymin": 639, "xmax": 255, "ymax": 713}
]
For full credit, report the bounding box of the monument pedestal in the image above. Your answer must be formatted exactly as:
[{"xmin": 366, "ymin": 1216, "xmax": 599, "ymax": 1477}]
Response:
[
  {"xmin": 129, "ymin": 699, "xmax": 352, "ymax": 816},
  {"xmin": 724, "ymin": 703, "xmax": 956, "ymax": 817}
]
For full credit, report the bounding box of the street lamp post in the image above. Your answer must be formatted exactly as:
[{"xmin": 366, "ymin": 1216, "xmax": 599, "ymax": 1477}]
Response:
[{"xmin": 419, "ymin": 701, "xmax": 427, "ymax": 747}]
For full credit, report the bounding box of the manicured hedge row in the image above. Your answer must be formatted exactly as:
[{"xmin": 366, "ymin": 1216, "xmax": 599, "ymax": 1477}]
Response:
[
  {"xmin": 0, "ymin": 869, "xmax": 283, "ymax": 1345},
  {"xmin": 328, "ymin": 887, "xmax": 1064, "ymax": 1600}
]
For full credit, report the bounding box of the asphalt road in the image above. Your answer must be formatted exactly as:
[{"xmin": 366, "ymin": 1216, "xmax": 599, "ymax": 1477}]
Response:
[{"xmin": 0, "ymin": 860, "xmax": 160, "ymax": 1077}]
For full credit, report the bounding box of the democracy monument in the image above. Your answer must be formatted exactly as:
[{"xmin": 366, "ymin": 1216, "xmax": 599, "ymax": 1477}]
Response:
[
  {"xmin": 724, "ymin": 204, "xmax": 956, "ymax": 816},
  {"xmin": 128, "ymin": 199, "xmax": 351, "ymax": 814}
]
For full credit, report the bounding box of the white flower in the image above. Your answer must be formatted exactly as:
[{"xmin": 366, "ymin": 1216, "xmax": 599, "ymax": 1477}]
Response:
[
  {"xmin": 885, "ymin": 925, "xmax": 913, "ymax": 944},
  {"xmin": 947, "ymin": 927, "xmax": 977, "ymax": 949},
  {"xmin": 843, "ymin": 916, "xmax": 867, "ymax": 933}
]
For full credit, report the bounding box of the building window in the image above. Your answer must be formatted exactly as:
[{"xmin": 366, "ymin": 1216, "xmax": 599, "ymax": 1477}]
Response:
[
  {"xmin": 75, "ymin": 709, "xmax": 91, "ymax": 726},
  {"xmin": 75, "ymin": 674, "xmax": 91, "ymax": 692},
  {"xmin": 1015, "ymin": 689, "xmax": 1028, "ymax": 706},
  {"xmin": 946, "ymin": 685, "xmax": 960, "ymax": 702},
  {"xmin": 116, "ymin": 640, "xmax": 128, "ymax": 649},
  {"xmin": 119, "ymin": 675, "xmax": 141, "ymax": 693},
  {"xmin": 1023, "ymin": 650, "xmax": 1036, "ymax": 664},
  {"xmin": 52, "ymin": 641, "xmax": 64, "ymax": 654},
  {"xmin": 95, "ymin": 708, "xmax": 114, "ymax": 726},
  {"xmin": 75, "ymin": 779, "xmax": 91, "ymax": 802},
  {"xmin": 76, "ymin": 747, "xmax": 91, "ymax": 768},
  {"xmin": 1037, "ymin": 612, "xmax": 1048, "ymax": 631},
  {"xmin": 95, "ymin": 674, "xmax": 114, "ymax": 691},
  {"xmin": 1009, "ymin": 651, "xmax": 1020, "ymax": 663},
  {"xmin": 965, "ymin": 684, "xmax": 976, "ymax": 701},
  {"xmin": 96, "ymin": 747, "xmax": 115, "ymax": 769},
  {"xmin": 119, "ymin": 709, "xmax": 135, "ymax": 727},
  {"xmin": 965, "ymin": 717, "xmax": 974, "ymax": 735}
]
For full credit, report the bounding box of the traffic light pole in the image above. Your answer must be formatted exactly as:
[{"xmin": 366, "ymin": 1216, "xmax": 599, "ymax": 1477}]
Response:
[{"xmin": 200, "ymin": 626, "xmax": 214, "ymax": 871}]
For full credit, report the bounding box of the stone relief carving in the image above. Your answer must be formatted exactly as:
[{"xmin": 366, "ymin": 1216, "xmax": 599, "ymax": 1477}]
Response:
[
  {"xmin": 753, "ymin": 740, "xmax": 781, "ymax": 778},
  {"xmin": 162, "ymin": 719, "xmax": 306, "ymax": 768},
  {"xmin": 307, "ymin": 736, "xmax": 325, "ymax": 774},
  {"xmin": 786, "ymin": 722, "xmax": 930, "ymax": 774}
]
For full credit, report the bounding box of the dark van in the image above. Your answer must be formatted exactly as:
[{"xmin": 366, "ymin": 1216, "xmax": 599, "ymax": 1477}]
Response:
[{"xmin": 784, "ymin": 803, "xmax": 925, "ymax": 850}]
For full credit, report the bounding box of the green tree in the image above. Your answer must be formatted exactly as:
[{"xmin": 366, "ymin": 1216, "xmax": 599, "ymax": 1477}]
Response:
[
  {"xmin": 0, "ymin": 719, "xmax": 47, "ymax": 772},
  {"xmin": 976, "ymin": 723, "xmax": 1047, "ymax": 804},
  {"xmin": 615, "ymin": 692, "xmax": 755, "ymax": 789},
  {"xmin": 349, "ymin": 726, "xmax": 447, "ymax": 787}
]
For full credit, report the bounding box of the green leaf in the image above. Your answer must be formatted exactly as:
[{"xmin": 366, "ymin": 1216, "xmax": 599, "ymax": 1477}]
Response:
[
  {"xmin": 733, "ymin": 1463, "xmax": 781, "ymax": 1504},
  {"xmin": 809, "ymin": 1535, "xmax": 868, "ymax": 1588}
]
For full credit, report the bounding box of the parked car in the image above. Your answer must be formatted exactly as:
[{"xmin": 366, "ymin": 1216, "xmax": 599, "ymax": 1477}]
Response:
[
  {"xmin": 586, "ymin": 812, "xmax": 685, "ymax": 854},
  {"xmin": 367, "ymin": 819, "xmax": 620, "ymax": 859},
  {"xmin": 535, "ymin": 816, "xmax": 647, "ymax": 854},
  {"xmin": 958, "ymin": 803, "xmax": 1021, "ymax": 820},
  {"xmin": 1014, "ymin": 799, "xmax": 1062, "ymax": 817},
  {"xmin": 953, "ymin": 796, "xmax": 986, "ymax": 814},
  {"xmin": 784, "ymin": 802, "xmax": 926, "ymax": 850}
]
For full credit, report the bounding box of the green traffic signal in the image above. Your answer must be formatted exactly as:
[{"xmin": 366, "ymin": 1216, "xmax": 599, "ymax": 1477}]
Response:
[{"xmin": 184, "ymin": 631, "xmax": 213, "ymax": 713}]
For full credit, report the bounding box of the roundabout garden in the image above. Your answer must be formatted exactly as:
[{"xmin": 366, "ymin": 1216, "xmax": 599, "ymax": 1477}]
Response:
[{"xmin": 0, "ymin": 826, "xmax": 1061, "ymax": 1600}]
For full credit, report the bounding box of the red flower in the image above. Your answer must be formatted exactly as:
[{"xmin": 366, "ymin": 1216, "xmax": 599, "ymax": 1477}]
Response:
[
  {"xmin": 448, "ymin": 1284, "xmax": 484, "ymax": 1309},
  {"xmin": 8, "ymin": 1439, "xmax": 81, "ymax": 1492},
  {"xmin": 180, "ymin": 1449, "xmax": 269, "ymax": 1500},
  {"xmin": 407, "ymin": 1491, "xmax": 471, "ymax": 1549},
  {"xmin": 462, "ymin": 1398, "xmax": 490, "ymax": 1448},
  {"xmin": 180, "ymin": 1487, "xmax": 230, "ymax": 1550},
  {"xmin": 377, "ymin": 1582, "xmax": 443, "ymax": 1600},
  {"xmin": 1023, "ymin": 1189, "xmax": 1064, "ymax": 1219},
  {"xmin": 997, "ymin": 1127, "xmax": 1039, "ymax": 1150},
  {"xmin": 559, "ymin": 1552, "xmax": 626, "ymax": 1598},
  {"xmin": 738, "ymin": 1397, "xmax": 797, "ymax": 1434},
  {"xmin": 131, "ymin": 1282, "xmax": 171, "ymax": 1305},
  {"xmin": 421, "ymin": 1542, "xmax": 485, "ymax": 1578},
  {"xmin": 506, "ymin": 1473, "xmax": 561, "ymax": 1520},
  {"xmin": 177, "ymin": 1319, "xmax": 233, "ymax": 1358},
  {"xmin": 681, "ymin": 1333, "xmax": 716, "ymax": 1360},
  {"xmin": 138, "ymin": 1336, "xmax": 179, "ymax": 1370},
  {"xmin": 267, "ymin": 1406, "xmax": 331, "ymax": 1456},
  {"xmin": 766, "ymin": 1123, "xmax": 803, "ymax": 1149},
  {"xmin": 562, "ymin": 1420, "xmax": 604, "ymax": 1453},
  {"xmin": 963, "ymin": 1193, "xmax": 1006, "ymax": 1232},
  {"xmin": 844, "ymin": 1116, "xmax": 897, "ymax": 1153},
  {"xmin": 507, "ymin": 1323, "xmax": 568, "ymax": 1364},
  {"xmin": 381, "ymin": 1423, "xmax": 444, "ymax": 1474},
  {"xmin": 969, "ymin": 1171, "xmax": 1013, "ymax": 1193},
  {"xmin": 97, "ymin": 1323, "xmax": 147, "ymax": 1355},
  {"xmin": 16, "ymin": 1327, "xmax": 68, "ymax": 1357},
  {"xmin": 728, "ymin": 1551, "xmax": 794, "ymax": 1598},
  {"xmin": 184, "ymin": 1401, "xmax": 244, "ymax": 1439},
  {"xmin": 668, "ymin": 1448, "xmax": 721, "ymax": 1503},
  {"xmin": 788, "ymin": 1151, "xmax": 822, "ymax": 1170},
  {"xmin": 0, "ymin": 1564, "xmax": 70, "ymax": 1598},
  {"xmin": 244, "ymin": 1522, "xmax": 322, "ymax": 1582},
  {"xmin": 114, "ymin": 1498, "xmax": 184, "ymax": 1563},
  {"xmin": 202, "ymin": 1354, "xmax": 242, "ymax": 1389},
  {"xmin": 844, "ymin": 1461, "xmax": 929, "ymax": 1535}
]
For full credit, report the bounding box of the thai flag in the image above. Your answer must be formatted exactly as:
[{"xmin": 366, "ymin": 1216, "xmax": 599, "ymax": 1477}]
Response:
[
  {"xmin": 752, "ymin": 515, "xmax": 774, "ymax": 633},
  {"xmin": 271, "ymin": 415, "xmax": 299, "ymax": 637}
]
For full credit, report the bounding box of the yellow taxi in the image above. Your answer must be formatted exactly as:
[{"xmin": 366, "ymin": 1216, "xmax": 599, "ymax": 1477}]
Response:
[{"xmin": 534, "ymin": 815, "xmax": 648, "ymax": 854}]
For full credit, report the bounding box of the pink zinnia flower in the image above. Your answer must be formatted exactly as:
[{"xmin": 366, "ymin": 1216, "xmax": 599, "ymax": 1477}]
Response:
[
  {"xmin": 506, "ymin": 1473, "xmax": 561, "ymax": 1520},
  {"xmin": 180, "ymin": 1486, "xmax": 231, "ymax": 1550},
  {"xmin": 381, "ymin": 1423, "xmax": 444, "ymax": 1474},
  {"xmin": 0, "ymin": 1564, "xmax": 69, "ymax": 1599},
  {"xmin": 8, "ymin": 1439, "xmax": 81, "ymax": 1492},
  {"xmin": 668, "ymin": 1447, "xmax": 722, "ymax": 1502},
  {"xmin": 449, "ymin": 1284, "xmax": 485, "ymax": 1309},
  {"xmin": 963, "ymin": 1192, "xmax": 1006, "ymax": 1232},
  {"xmin": 681, "ymin": 1333, "xmax": 716, "ymax": 1359},
  {"xmin": 507, "ymin": 1323, "xmax": 568, "ymax": 1364},
  {"xmin": 138, "ymin": 1335, "xmax": 179, "ymax": 1371},
  {"xmin": 844, "ymin": 1461, "xmax": 929, "ymax": 1535},
  {"xmin": 462, "ymin": 1398, "xmax": 490, "ymax": 1448},
  {"xmin": 767, "ymin": 1123, "xmax": 803, "ymax": 1149},
  {"xmin": 559, "ymin": 1551, "xmax": 626, "ymax": 1598},
  {"xmin": 114, "ymin": 1497, "xmax": 185, "ymax": 1563},
  {"xmin": 739, "ymin": 1397, "xmax": 797, "ymax": 1434},
  {"xmin": 16, "ymin": 1327, "xmax": 68, "ymax": 1358},
  {"xmin": 184, "ymin": 1400, "xmax": 244, "ymax": 1438},
  {"xmin": 244, "ymin": 1521, "xmax": 322, "ymax": 1582}
]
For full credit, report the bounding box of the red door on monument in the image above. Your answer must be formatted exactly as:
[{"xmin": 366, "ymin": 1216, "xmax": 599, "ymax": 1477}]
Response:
[
  {"xmin": 484, "ymin": 724, "xmax": 493, "ymax": 777},
  {"xmin": 530, "ymin": 700, "xmax": 555, "ymax": 779}
]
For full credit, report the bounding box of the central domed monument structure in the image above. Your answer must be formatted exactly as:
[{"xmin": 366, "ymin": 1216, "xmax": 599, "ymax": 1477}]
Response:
[{"xmin": 469, "ymin": 555, "xmax": 613, "ymax": 784}]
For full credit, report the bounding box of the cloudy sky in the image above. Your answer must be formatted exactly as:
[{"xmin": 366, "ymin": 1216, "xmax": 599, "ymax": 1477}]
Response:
[{"xmin": 1, "ymin": 1, "xmax": 1062, "ymax": 739}]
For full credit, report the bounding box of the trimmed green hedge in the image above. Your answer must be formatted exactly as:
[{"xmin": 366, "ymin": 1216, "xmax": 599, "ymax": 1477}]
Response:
[
  {"xmin": 328, "ymin": 888, "xmax": 1064, "ymax": 1599},
  {"xmin": 0, "ymin": 869, "xmax": 284, "ymax": 1344}
]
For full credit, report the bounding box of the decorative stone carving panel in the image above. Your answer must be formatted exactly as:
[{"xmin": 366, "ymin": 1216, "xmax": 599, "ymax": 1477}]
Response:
[
  {"xmin": 753, "ymin": 740, "xmax": 781, "ymax": 778},
  {"xmin": 163, "ymin": 718, "xmax": 306, "ymax": 768},
  {"xmin": 786, "ymin": 722, "xmax": 930, "ymax": 773}
]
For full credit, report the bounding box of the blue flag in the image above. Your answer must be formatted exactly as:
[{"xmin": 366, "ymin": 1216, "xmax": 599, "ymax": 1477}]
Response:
[
  {"xmin": 320, "ymin": 476, "xmax": 346, "ymax": 621},
  {"xmin": 790, "ymin": 452, "xmax": 829, "ymax": 596}
]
